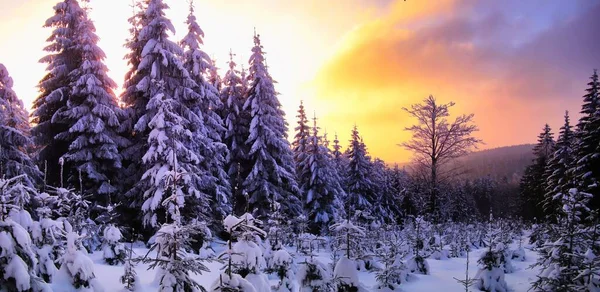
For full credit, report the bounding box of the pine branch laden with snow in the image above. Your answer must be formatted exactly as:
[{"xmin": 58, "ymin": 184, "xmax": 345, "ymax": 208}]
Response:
[
  {"xmin": 242, "ymin": 32, "xmax": 301, "ymax": 220},
  {"xmin": 0, "ymin": 64, "xmax": 42, "ymax": 188},
  {"xmin": 0, "ymin": 218, "xmax": 50, "ymax": 292}
]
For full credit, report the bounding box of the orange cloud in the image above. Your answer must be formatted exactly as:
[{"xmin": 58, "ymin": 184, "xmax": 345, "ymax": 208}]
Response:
[{"xmin": 308, "ymin": 0, "xmax": 599, "ymax": 164}]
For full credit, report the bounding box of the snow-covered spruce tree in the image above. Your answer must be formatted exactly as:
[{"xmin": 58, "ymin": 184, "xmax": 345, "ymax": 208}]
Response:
[
  {"xmin": 406, "ymin": 217, "xmax": 430, "ymax": 275},
  {"xmin": 52, "ymin": 10, "xmax": 126, "ymax": 200},
  {"xmin": 473, "ymin": 224, "xmax": 508, "ymax": 292},
  {"xmin": 118, "ymin": 0, "xmax": 150, "ymax": 217},
  {"xmin": 571, "ymin": 70, "xmax": 600, "ymax": 212},
  {"xmin": 242, "ymin": 32, "xmax": 301, "ymax": 220},
  {"xmin": 293, "ymin": 101, "xmax": 310, "ymax": 176},
  {"xmin": 129, "ymin": 0, "xmax": 210, "ymax": 228},
  {"xmin": 297, "ymin": 255, "xmax": 333, "ymax": 292},
  {"xmin": 180, "ymin": 1, "xmax": 231, "ymax": 226},
  {"xmin": 344, "ymin": 125, "xmax": 377, "ymax": 225},
  {"xmin": 120, "ymin": 240, "xmax": 139, "ymax": 291},
  {"xmin": 519, "ymin": 124, "xmax": 554, "ymax": 221},
  {"xmin": 212, "ymin": 214, "xmax": 260, "ymax": 292},
  {"xmin": 1, "ymin": 175, "xmax": 36, "ymax": 232},
  {"xmin": 140, "ymin": 157, "xmax": 211, "ymax": 292},
  {"xmin": 373, "ymin": 230, "xmax": 409, "ymax": 291},
  {"xmin": 53, "ymin": 221, "xmax": 103, "ymax": 292},
  {"xmin": 208, "ymin": 58, "xmax": 222, "ymax": 93},
  {"xmin": 0, "ymin": 64, "xmax": 42, "ymax": 187},
  {"xmin": 299, "ymin": 115, "xmax": 345, "ymax": 234},
  {"xmin": 272, "ymin": 249, "xmax": 297, "ymax": 292},
  {"xmin": 95, "ymin": 202, "xmax": 126, "ymax": 265},
  {"xmin": 0, "ymin": 178, "xmax": 50, "ymax": 292},
  {"xmin": 330, "ymin": 219, "xmax": 368, "ymax": 291},
  {"xmin": 221, "ymin": 52, "xmax": 252, "ymax": 216},
  {"xmin": 31, "ymin": 192, "xmax": 62, "ymax": 283},
  {"xmin": 31, "ymin": 0, "xmax": 87, "ymax": 188},
  {"xmin": 543, "ymin": 111, "xmax": 575, "ymax": 222},
  {"xmin": 532, "ymin": 188, "xmax": 592, "ymax": 291}
]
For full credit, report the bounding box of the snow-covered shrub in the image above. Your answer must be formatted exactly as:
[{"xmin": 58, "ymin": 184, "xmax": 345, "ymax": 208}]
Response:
[
  {"xmin": 120, "ymin": 242, "xmax": 138, "ymax": 291},
  {"xmin": 53, "ymin": 222, "xmax": 104, "ymax": 292},
  {"xmin": 31, "ymin": 192, "xmax": 63, "ymax": 282},
  {"xmin": 215, "ymin": 214, "xmax": 268, "ymax": 292},
  {"xmin": 272, "ymin": 249, "xmax": 296, "ymax": 292},
  {"xmin": 406, "ymin": 255, "xmax": 429, "ymax": 275},
  {"xmin": 101, "ymin": 224, "xmax": 126, "ymax": 265},
  {"xmin": 495, "ymin": 243, "xmax": 514, "ymax": 274},
  {"xmin": 333, "ymin": 257, "xmax": 367, "ymax": 292},
  {"xmin": 297, "ymin": 257, "xmax": 333, "ymax": 292},
  {"xmin": 210, "ymin": 273, "xmax": 257, "ymax": 292},
  {"xmin": 0, "ymin": 218, "xmax": 49, "ymax": 292},
  {"xmin": 374, "ymin": 231, "xmax": 409, "ymax": 290},
  {"xmin": 473, "ymin": 247, "xmax": 508, "ymax": 292},
  {"xmin": 142, "ymin": 222, "xmax": 209, "ymax": 292},
  {"xmin": 329, "ymin": 219, "xmax": 365, "ymax": 260}
]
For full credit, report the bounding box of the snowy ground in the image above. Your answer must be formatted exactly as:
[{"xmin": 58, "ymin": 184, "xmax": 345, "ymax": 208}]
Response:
[{"xmin": 91, "ymin": 240, "xmax": 540, "ymax": 292}]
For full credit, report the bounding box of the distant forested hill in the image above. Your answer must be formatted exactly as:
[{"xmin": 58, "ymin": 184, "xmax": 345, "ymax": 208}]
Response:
[{"xmin": 450, "ymin": 144, "xmax": 534, "ymax": 183}]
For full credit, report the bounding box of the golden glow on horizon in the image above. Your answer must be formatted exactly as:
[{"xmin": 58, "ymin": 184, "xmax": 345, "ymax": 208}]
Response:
[{"xmin": 0, "ymin": 0, "xmax": 585, "ymax": 164}]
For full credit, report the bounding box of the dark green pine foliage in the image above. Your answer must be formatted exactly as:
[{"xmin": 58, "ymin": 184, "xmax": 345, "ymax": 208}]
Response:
[
  {"xmin": 0, "ymin": 64, "xmax": 42, "ymax": 187},
  {"xmin": 31, "ymin": 0, "xmax": 87, "ymax": 188},
  {"xmin": 344, "ymin": 125, "xmax": 377, "ymax": 224},
  {"xmin": 544, "ymin": 111, "xmax": 574, "ymax": 222},
  {"xmin": 571, "ymin": 70, "xmax": 600, "ymax": 213},
  {"xmin": 519, "ymin": 124, "xmax": 554, "ymax": 221},
  {"xmin": 243, "ymin": 32, "xmax": 302, "ymax": 220}
]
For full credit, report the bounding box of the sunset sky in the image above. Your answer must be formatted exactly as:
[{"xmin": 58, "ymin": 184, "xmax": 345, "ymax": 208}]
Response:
[{"xmin": 0, "ymin": 0, "xmax": 598, "ymax": 164}]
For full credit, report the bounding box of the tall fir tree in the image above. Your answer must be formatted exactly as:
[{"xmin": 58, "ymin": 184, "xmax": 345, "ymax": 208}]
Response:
[
  {"xmin": 53, "ymin": 9, "xmax": 126, "ymax": 200},
  {"xmin": 119, "ymin": 0, "xmax": 151, "ymax": 209},
  {"xmin": 180, "ymin": 1, "xmax": 231, "ymax": 225},
  {"xmin": 519, "ymin": 124, "xmax": 554, "ymax": 221},
  {"xmin": 221, "ymin": 52, "xmax": 251, "ymax": 216},
  {"xmin": 344, "ymin": 125, "xmax": 377, "ymax": 224},
  {"xmin": 332, "ymin": 132, "xmax": 342, "ymax": 159},
  {"xmin": 571, "ymin": 70, "xmax": 600, "ymax": 212},
  {"xmin": 0, "ymin": 64, "xmax": 42, "ymax": 187},
  {"xmin": 243, "ymin": 32, "xmax": 301, "ymax": 220},
  {"xmin": 544, "ymin": 111, "xmax": 574, "ymax": 222},
  {"xmin": 131, "ymin": 0, "xmax": 209, "ymax": 228},
  {"xmin": 292, "ymin": 101, "xmax": 310, "ymax": 176},
  {"xmin": 31, "ymin": 0, "xmax": 87, "ymax": 188},
  {"xmin": 300, "ymin": 115, "xmax": 345, "ymax": 234}
]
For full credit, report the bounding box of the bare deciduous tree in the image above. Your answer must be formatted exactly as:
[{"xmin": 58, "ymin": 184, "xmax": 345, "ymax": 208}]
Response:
[{"xmin": 400, "ymin": 95, "xmax": 482, "ymax": 218}]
